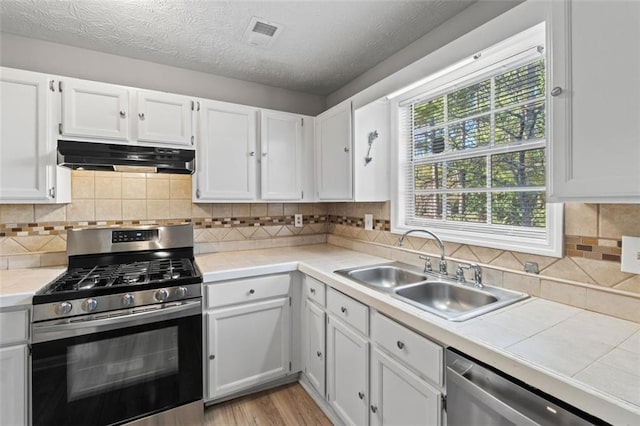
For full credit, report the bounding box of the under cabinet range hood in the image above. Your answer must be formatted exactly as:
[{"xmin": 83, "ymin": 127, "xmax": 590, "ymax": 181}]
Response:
[{"xmin": 57, "ymin": 140, "xmax": 195, "ymax": 174}]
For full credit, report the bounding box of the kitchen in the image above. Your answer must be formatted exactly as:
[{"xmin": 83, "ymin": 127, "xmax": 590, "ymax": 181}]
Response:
[{"xmin": 0, "ymin": 0, "xmax": 639, "ymax": 425}]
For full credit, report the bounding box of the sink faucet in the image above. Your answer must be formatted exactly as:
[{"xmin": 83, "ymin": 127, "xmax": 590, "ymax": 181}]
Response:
[
  {"xmin": 457, "ymin": 263, "xmax": 484, "ymax": 289},
  {"xmin": 397, "ymin": 229, "xmax": 447, "ymax": 275}
]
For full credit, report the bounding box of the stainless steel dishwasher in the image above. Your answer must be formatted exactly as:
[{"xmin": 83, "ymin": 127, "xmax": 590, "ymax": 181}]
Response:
[{"xmin": 445, "ymin": 348, "xmax": 608, "ymax": 425}]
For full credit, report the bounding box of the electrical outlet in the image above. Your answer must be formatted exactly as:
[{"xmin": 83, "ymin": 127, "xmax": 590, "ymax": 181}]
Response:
[
  {"xmin": 621, "ymin": 236, "xmax": 640, "ymax": 273},
  {"xmin": 294, "ymin": 213, "xmax": 303, "ymax": 228},
  {"xmin": 364, "ymin": 214, "xmax": 373, "ymax": 231}
]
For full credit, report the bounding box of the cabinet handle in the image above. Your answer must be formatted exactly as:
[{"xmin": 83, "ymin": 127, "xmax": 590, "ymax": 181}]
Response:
[
  {"xmin": 316, "ymin": 351, "xmax": 322, "ymax": 358},
  {"xmin": 249, "ymin": 289, "xmax": 255, "ymax": 295},
  {"xmin": 358, "ymin": 392, "xmax": 365, "ymax": 400},
  {"xmin": 196, "ymin": 189, "xmax": 201, "ymax": 199},
  {"xmin": 209, "ymin": 355, "xmax": 215, "ymax": 360},
  {"xmin": 138, "ymin": 112, "xmax": 145, "ymax": 120},
  {"xmin": 310, "ymin": 288, "xmax": 316, "ymax": 294},
  {"xmin": 249, "ymin": 151, "xmax": 255, "ymax": 157},
  {"xmin": 397, "ymin": 340, "xmax": 405, "ymax": 350},
  {"xmin": 370, "ymin": 405, "xmax": 378, "ymax": 413},
  {"xmin": 343, "ymin": 147, "xmax": 350, "ymax": 153},
  {"xmin": 550, "ymin": 87, "xmax": 563, "ymax": 96},
  {"xmin": 119, "ymin": 111, "xmax": 126, "ymax": 118},
  {"xmin": 48, "ymin": 187, "xmax": 56, "ymax": 199},
  {"xmin": 340, "ymin": 306, "xmax": 347, "ymax": 314}
]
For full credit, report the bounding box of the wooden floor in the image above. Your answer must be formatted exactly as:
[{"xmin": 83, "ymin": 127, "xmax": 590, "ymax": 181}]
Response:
[{"xmin": 204, "ymin": 383, "xmax": 332, "ymax": 426}]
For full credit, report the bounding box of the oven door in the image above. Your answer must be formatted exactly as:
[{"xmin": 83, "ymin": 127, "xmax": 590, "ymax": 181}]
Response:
[{"xmin": 32, "ymin": 300, "xmax": 202, "ymax": 426}]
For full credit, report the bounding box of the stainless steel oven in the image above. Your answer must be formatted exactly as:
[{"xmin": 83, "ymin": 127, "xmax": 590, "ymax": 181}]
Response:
[{"xmin": 31, "ymin": 225, "xmax": 203, "ymax": 426}]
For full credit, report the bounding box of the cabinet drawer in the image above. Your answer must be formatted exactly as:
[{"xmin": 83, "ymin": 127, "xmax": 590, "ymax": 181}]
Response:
[
  {"xmin": 372, "ymin": 312, "xmax": 443, "ymax": 386},
  {"xmin": 303, "ymin": 276, "xmax": 326, "ymax": 307},
  {"xmin": 206, "ymin": 274, "xmax": 290, "ymax": 309},
  {"xmin": 327, "ymin": 288, "xmax": 368, "ymax": 335},
  {"xmin": 0, "ymin": 309, "xmax": 29, "ymax": 346}
]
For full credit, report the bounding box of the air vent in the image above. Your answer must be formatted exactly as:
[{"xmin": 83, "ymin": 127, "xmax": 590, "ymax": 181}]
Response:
[{"xmin": 243, "ymin": 17, "xmax": 283, "ymax": 48}]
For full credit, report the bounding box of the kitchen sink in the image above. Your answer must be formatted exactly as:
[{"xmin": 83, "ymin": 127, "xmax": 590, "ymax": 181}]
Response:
[
  {"xmin": 335, "ymin": 262, "xmax": 528, "ymax": 321},
  {"xmin": 335, "ymin": 264, "xmax": 428, "ymax": 290}
]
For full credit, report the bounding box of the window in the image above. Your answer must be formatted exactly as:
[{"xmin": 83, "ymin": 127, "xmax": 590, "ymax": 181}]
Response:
[{"xmin": 393, "ymin": 24, "xmax": 562, "ymax": 256}]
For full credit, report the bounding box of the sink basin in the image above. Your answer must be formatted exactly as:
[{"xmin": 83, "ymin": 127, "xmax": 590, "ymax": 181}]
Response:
[
  {"xmin": 335, "ymin": 262, "xmax": 528, "ymax": 321},
  {"xmin": 334, "ymin": 264, "xmax": 427, "ymax": 290}
]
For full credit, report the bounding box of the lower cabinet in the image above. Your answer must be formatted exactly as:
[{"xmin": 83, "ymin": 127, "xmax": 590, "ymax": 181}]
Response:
[
  {"xmin": 0, "ymin": 345, "xmax": 27, "ymax": 426},
  {"xmin": 370, "ymin": 348, "xmax": 441, "ymax": 426},
  {"xmin": 303, "ymin": 299, "xmax": 326, "ymax": 396},
  {"xmin": 326, "ymin": 314, "xmax": 370, "ymax": 426}
]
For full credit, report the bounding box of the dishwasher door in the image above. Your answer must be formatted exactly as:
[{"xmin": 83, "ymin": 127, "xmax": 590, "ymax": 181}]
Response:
[{"xmin": 445, "ymin": 349, "xmax": 604, "ymax": 426}]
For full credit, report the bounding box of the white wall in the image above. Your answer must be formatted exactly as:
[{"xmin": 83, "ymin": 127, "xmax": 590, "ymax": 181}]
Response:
[
  {"xmin": 0, "ymin": 33, "xmax": 326, "ymax": 116},
  {"xmin": 327, "ymin": 0, "xmax": 524, "ymax": 109}
]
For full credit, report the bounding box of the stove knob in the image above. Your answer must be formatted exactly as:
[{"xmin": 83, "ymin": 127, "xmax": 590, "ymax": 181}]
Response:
[
  {"xmin": 82, "ymin": 298, "xmax": 98, "ymax": 312},
  {"xmin": 155, "ymin": 288, "xmax": 169, "ymax": 302},
  {"xmin": 55, "ymin": 301, "xmax": 73, "ymax": 316},
  {"xmin": 175, "ymin": 286, "xmax": 188, "ymax": 298},
  {"xmin": 122, "ymin": 293, "xmax": 135, "ymax": 307}
]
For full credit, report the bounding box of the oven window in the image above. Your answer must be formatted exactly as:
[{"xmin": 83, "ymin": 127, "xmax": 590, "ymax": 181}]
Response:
[{"xmin": 67, "ymin": 326, "xmax": 178, "ymax": 401}]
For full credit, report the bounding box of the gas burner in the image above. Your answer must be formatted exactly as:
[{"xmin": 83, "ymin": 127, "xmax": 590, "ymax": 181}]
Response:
[{"xmin": 122, "ymin": 274, "xmax": 142, "ymax": 284}]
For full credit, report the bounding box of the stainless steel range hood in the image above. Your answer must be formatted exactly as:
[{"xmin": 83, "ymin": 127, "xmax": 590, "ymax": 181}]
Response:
[{"xmin": 57, "ymin": 140, "xmax": 195, "ymax": 174}]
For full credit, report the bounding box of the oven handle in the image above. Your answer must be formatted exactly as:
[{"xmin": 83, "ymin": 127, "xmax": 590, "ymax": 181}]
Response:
[{"xmin": 32, "ymin": 300, "xmax": 201, "ymax": 344}]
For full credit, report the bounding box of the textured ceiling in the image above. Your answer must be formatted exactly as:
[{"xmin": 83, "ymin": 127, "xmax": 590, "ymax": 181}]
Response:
[{"xmin": 0, "ymin": 0, "xmax": 475, "ymax": 95}]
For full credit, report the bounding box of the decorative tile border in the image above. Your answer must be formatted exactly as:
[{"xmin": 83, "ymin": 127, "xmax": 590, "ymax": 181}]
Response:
[
  {"xmin": 566, "ymin": 235, "xmax": 622, "ymax": 262},
  {"xmin": 328, "ymin": 215, "xmax": 391, "ymax": 231}
]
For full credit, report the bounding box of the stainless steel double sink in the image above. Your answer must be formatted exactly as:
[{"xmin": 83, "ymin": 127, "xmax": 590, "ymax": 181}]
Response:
[{"xmin": 334, "ymin": 262, "xmax": 528, "ymax": 322}]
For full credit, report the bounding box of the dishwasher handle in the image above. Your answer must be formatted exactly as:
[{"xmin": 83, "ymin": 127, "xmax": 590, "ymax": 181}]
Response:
[{"xmin": 446, "ymin": 365, "xmax": 540, "ymax": 426}]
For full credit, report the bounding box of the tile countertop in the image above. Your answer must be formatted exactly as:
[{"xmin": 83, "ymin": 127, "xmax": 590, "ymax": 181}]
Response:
[
  {"xmin": 0, "ymin": 266, "xmax": 65, "ymax": 307},
  {"xmin": 196, "ymin": 244, "xmax": 640, "ymax": 426}
]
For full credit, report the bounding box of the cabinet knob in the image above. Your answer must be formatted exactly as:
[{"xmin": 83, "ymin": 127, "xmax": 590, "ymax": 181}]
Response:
[
  {"xmin": 316, "ymin": 351, "xmax": 322, "ymax": 358},
  {"xmin": 209, "ymin": 355, "xmax": 215, "ymax": 360},
  {"xmin": 397, "ymin": 340, "xmax": 405, "ymax": 350},
  {"xmin": 119, "ymin": 110, "xmax": 126, "ymax": 118},
  {"xmin": 358, "ymin": 392, "xmax": 365, "ymax": 400},
  {"xmin": 249, "ymin": 151, "xmax": 255, "ymax": 157},
  {"xmin": 343, "ymin": 147, "xmax": 350, "ymax": 153},
  {"xmin": 340, "ymin": 306, "xmax": 347, "ymax": 314},
  {"xmin": 370, "ymin": 405, "xmax": 378, "ymax": 413},
  {"xmin": 550, "ymin": 86, "xmax": 563, "ymax": 97},
  {"xmin": 249, "ymin": 289, "xmax": 255, "ymax": 295},
  {"xmin": 138, "ymin": 112, "xmax": 145, "ymax": 120}
]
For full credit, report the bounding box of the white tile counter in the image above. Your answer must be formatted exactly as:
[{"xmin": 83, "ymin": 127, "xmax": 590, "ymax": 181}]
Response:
[
  {"xmin": 196, "ymin": 244, "xmax": 640, "ymax": 425},
  {"xmin": 0, "ymin": 266, "xmax": 65, "ymax": 307}
]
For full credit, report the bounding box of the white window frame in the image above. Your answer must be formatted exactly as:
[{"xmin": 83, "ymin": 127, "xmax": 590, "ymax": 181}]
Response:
[{"xmin": 390, "ymin": 23, "xmax": 563, "ymax": 257}]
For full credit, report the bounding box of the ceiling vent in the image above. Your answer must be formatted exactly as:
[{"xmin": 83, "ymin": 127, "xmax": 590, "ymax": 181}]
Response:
[{"xmin": 243, "ymin": 17, "xmax": 283, "ymax": 48}]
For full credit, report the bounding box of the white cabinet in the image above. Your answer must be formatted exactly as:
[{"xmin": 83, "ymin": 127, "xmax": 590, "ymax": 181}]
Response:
[
  {"xmin": 315, "ymin": 100, "xmax": 353, "ymax": 200},
  {"xmin": 0, "ymin": 308, "xmax": 29, "ymax": 426},
  {"xmin": 136, "ymin": 91, "xmax": 194, "ymax": 147},
  {"xmin": 327, "ymin": 314, "xmax": 369, "ymax": 426},
  {"xmin": 353, "ymin": 100, "xmax": 390, "ymax": 201},
  {"xmin": 370, "ymin": 348, "xmax": 441, "ymax": 426},
  {"xmin": 206, "ymin": 297, "xmax": 290, "ymax": 400},
  {"xmin": 0, "ymin": 67, "xmax": 70, "ymax": 203},
  {"xmin": 260, "ymin": 110, "xmax": 303, "ymax": 200},
  {"xmin": 303, "ymin": 298, "xmax": 326, "ymax": 396},
  {"xmin": 61, "ymin": 78, "xmax": 130, "ymax": 141},
  {"xmin": 195, "ymin": 100, "xmax": 258, "ymax": 201},
  {"xmin": 549, "ymin": 0, "xmax": 640, "ymax": 202}
]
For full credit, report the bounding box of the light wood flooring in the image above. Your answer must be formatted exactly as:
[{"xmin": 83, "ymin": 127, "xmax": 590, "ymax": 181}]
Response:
[{"xmin": 205, "ymin": 383, "xmax": 332, "ymax": 426}]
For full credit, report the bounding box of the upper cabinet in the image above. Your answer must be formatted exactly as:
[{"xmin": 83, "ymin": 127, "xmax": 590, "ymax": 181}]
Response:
[
  {"xmin": 61, "ymin": 78, "xmax": 130, "ymax": 141},
  {"xmin": 353, "ymin": 100, "xmax": 390, "ymax": 202},
  {"xmin": 135, "ymin": 91, "xmax": 194, "ymax": 147},
  {"xmin": 316, "ymin": 100, "xmax": 353, "ymax": 200},
  {"xmin": 0, "ymin": 67, "xmax": 70, "ymax": 203},
  {"xmin": 260, "ymin": 110, "xmax": 303, "ymax": 200},
  {"xmin": 549, "ymin": 0, "xmax": 640, "ymax": 202},
  {"xmin": 194, "ymin": 100, "xmax": 258, "ymax": 201}
]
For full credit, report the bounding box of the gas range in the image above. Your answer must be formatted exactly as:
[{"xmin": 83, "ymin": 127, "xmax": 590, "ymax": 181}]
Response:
[{"xmin": 32, "ymin": 224, "xmax": 202, "ymax": 322}]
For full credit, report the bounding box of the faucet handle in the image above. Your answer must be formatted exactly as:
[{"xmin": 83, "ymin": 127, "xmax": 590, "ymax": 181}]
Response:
[
  {"xmin": 418, "ymin": 255, "xmax": 432, "ymax": 272},
  {"xmin": 455, "ymin": 264, "xmax": 467, "ymax": 283}
]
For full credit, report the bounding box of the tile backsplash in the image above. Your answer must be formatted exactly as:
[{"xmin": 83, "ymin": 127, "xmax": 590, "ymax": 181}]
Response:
[{"xmin": 1, "ymin": 171, "xmax": 639, "ymax": 321}]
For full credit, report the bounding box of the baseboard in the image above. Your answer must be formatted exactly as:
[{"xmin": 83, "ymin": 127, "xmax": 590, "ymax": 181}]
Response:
[{"xmin": 298, "ymin": 375, "xmax": 344, "ymax": 426}]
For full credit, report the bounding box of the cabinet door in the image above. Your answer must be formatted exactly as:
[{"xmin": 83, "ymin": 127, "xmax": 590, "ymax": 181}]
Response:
[
  {"xmin": 0, "ymin": 345, "xmax": 27, "ymax": 426},
  {"xmin": 0, "ymin": 68, "xmax": 53, "ymax": 201},
  {"xmin": 260, "ymin": 110, "xmax": 302, "ymax": 200},
  {"xmin": 370, "ymin": 348, "xmax": 441, "ymax": 426},
  {"xmin": 549, "ymin": 0, "xmax": 640, "ymax": 201},
  {"xmin": 206, "ymin": 297, "xmax": 290, "ymax": 400},
  {"xmin": 327, "ymin": 315, "xmax": 369, "ymax": 426},
  {"xmin": 61, "ymin": 78, "xmax": 129, "ymax": 141},
  {"xmin": 316, "ymin": 101, "xmax": 353, "ymax": 200},
  {"xmin": 195, "ymin": 100, "xmax": 257, "ymax": 201},
  {"xmin": 303, "ymin": 299, "xmax": 326, "ymax": 396},
  {"xmin": 137, "ymin": 91, "xmax": 193, "ymax": 147}
]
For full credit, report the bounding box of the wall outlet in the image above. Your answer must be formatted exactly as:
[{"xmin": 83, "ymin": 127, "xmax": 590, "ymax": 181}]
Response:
[
  {"xmin": 621, "ymin": 236, "xmax": 640, "ymax": 273},
  {"xmin": 364, "ymin": 214, "xmax": 373, "ymax": 231},
  {"xmin": 294, "ymin": 213, "xmax": 303, "ymax": 228}
]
